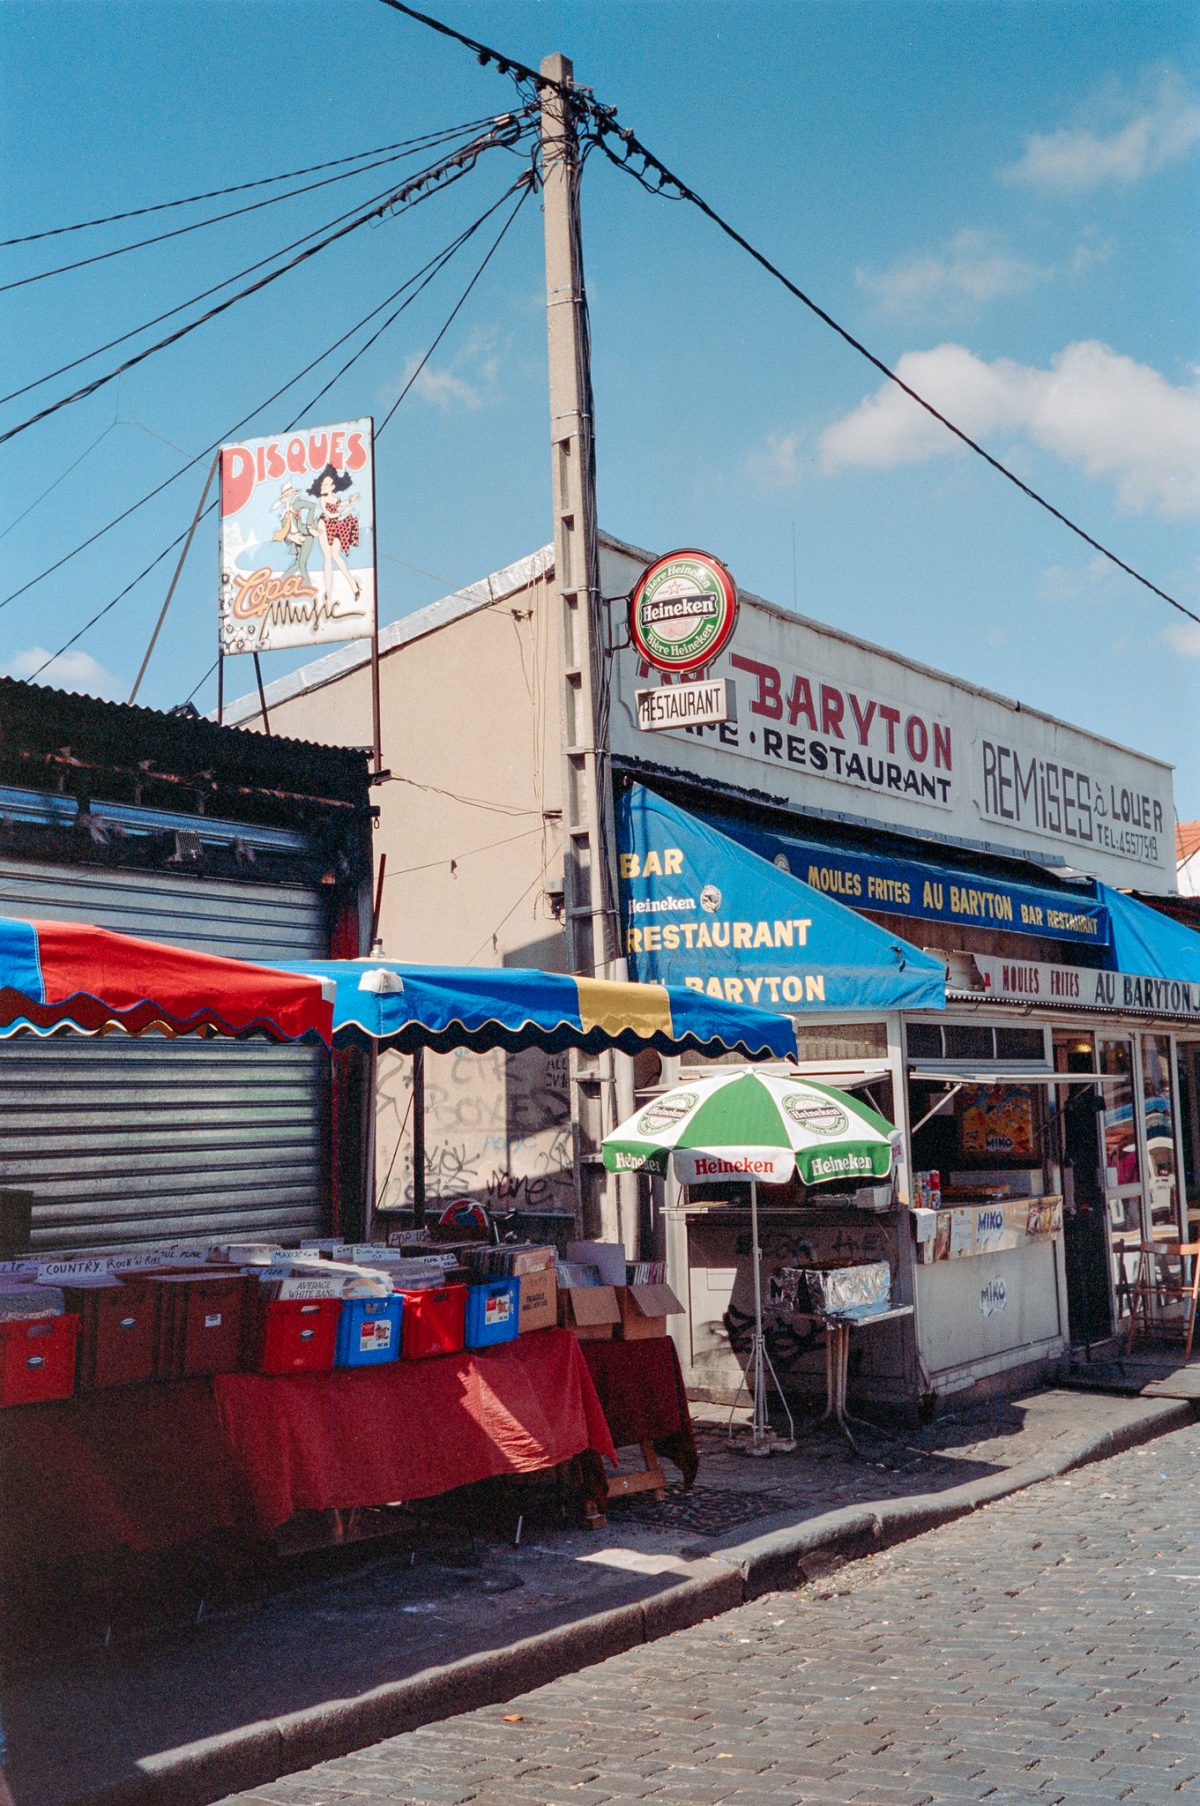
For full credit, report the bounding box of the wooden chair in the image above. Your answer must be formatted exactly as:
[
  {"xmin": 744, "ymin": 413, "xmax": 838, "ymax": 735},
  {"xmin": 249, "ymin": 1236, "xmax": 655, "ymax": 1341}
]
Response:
[{"xmin": 1124, "ymin": 1241, "xmax": 1200, "ymax": 1361}]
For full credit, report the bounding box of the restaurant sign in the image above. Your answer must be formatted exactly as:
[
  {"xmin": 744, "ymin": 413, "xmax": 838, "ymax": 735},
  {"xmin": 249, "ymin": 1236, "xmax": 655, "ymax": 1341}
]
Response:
[
  {"xmin": 637, "ymin": 678, "xmax": 729, "ymax": 733},
  {"xmin": 972, "ymin": 954, "xmax": 1200, "ymax": 1020},
  {"xmin": 606, "ymin": 563, "xmax": 1175, "ymax": 889}
]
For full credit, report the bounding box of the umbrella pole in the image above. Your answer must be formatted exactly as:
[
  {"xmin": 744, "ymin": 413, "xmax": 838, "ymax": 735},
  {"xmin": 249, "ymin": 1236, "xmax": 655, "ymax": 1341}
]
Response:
[{"xmin": 745, "ymin": 1180, "xmax": 796, "ymax": 1454}]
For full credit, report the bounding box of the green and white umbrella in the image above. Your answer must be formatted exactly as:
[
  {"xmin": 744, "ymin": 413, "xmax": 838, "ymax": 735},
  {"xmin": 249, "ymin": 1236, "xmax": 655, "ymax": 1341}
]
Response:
[
  {"xmin": 602, "ymin": 1070, "xmax": 900, "ymax": 1452},
  {"xmin": 602, "ymin": 1069, "xmax": 898, "ymax": 1189}
]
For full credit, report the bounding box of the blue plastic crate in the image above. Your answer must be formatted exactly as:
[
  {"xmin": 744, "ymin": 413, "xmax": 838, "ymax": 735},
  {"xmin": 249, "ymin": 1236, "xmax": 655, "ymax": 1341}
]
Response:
[
  {"xmin": 335, "ymin": 1295, "xmax": 402, "ymax": 1367},
  {"xmin": 463, "ymin": 1277, "xmax": 519, "ymax": 1349}
]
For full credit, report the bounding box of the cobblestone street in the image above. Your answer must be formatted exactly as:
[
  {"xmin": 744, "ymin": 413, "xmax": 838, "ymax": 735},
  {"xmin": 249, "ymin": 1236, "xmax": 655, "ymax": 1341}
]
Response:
[{"xmin": 219, "ymin": 1420, "xmax": 1200, "ymax": 1806}]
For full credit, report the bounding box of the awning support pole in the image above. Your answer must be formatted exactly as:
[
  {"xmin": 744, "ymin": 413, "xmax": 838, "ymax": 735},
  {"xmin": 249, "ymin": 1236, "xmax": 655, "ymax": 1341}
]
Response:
[{"xmin": 412, "ymin": 1046, "xmax": 426, "ymax": 1227}]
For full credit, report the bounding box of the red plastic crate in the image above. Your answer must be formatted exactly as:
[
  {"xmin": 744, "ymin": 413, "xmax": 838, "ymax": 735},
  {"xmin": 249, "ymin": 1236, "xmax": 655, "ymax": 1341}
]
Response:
[
  {"xmin": 0, "ymin": 1314, "xmax": 80, "ymax": 1407},
  {"xmin": 66, "ymin": 1281, "xmax": 159, "ymax": 1391},
  {"xmin": 151, "ymin": 1273, "xmax": 249, "ymax": 1378},
  {"xmin": 248, "ymin": 1296, "xmax": 339, "ymax": 1375},
  {"xmin": 398, "ymin": 1284, "xmax": 466, "ymax": 1359}
]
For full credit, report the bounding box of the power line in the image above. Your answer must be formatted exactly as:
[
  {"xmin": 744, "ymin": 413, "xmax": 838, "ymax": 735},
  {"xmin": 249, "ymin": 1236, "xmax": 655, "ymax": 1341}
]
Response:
[
  {"xmin": 0, "ymin": 180, "xmax": 518, "ymax": 617},
  {"xmin": 1, "ymin": 115, "xmax": 532, "ymax": 410},
  {"xmin": 377, "ymin": 177, "xmax": 532, "ymax": 437},
  {"xmin": 0, "ymin": 118, "xmax": 519, "ymax": 294},
  {"xmin": 0, "ymin": 120, "xmax": 532, "ymax": 449},
  {"xmin": 0, "ymin": 117, "xmax": 506, "ymax": 248},
  {"xmin": 590, "ymin": 130, "xmax": 1199, "ymax": 629},
  {"xmin": 379, "ymin": 2, "xmax": 1195, "ymax": 630},
  {"xmin": 28, "ymin": 177, "xmax": 533, "ymax": 682},
  {"xmin": 375, "ymin": 0, "xmax": 563, "ymax": 97}
]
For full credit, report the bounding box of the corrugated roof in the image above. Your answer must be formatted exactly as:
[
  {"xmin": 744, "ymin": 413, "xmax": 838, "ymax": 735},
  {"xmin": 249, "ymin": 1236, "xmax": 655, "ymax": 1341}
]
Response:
[{"xmin": 0, "ymin": 674, "xmax": 369, "ymax": 808}]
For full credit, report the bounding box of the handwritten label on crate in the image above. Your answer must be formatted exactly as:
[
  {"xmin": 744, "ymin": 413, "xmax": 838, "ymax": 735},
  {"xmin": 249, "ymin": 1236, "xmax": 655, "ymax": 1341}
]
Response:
[
  {"xmin": 274, "ymin": 1275, "xmax": 342, "ymax": 1300},
  {"xmin": 36, "ymin": 1257, "xmax": 114, "ymax": 1282}
]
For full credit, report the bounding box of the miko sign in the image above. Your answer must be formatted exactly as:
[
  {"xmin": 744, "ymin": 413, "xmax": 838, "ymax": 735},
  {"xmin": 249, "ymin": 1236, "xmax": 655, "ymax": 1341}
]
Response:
[{"xmin": 629, "ymin": 549, "xmax": 738, "ymax": 675}]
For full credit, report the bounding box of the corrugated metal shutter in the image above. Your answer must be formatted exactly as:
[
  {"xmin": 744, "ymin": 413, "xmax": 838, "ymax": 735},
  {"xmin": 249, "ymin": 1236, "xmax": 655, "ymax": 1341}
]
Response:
[{"xmin": 0, "ymin": 859, "xmax": 331, "ymax": 1254}]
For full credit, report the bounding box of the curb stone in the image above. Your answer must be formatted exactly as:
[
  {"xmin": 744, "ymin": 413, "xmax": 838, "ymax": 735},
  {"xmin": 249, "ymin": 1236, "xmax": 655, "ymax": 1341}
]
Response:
[{"xmin": 52, "ymin": 1397, "xmax": 1195, "ymax": 1806}]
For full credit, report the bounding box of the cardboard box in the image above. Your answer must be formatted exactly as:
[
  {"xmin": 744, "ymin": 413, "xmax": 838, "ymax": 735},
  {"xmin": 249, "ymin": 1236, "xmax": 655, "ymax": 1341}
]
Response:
[
  {"xmin": 517, "ymin": 1266, "xmax": 558, "ymax": 1335},
  {"xmin": 565, "ymin": 1240, "xmax": 628, "ymax": 1286},
  {"xmin": 615, "ymin": 1282, "xmax": 684, "ymax": 1341},
  {"xmin": 557, "ymin": 1283, "xmax": 619, "ymax": 1341}
]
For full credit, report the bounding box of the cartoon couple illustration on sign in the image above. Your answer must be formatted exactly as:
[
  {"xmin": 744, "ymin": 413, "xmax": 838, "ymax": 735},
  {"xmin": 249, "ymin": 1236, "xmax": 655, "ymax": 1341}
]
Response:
[{"xmin": 271, "ymin": 462, "xmax": 362, "ymax": 605}]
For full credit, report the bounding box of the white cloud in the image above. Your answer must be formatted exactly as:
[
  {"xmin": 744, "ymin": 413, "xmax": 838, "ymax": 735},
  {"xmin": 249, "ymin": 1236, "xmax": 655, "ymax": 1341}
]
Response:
[
  {"xmin": 1165, "ymin": 621, "xmax": 1200, "ymax": 658},
  {"xmin": 746, "ymin": 430, "xmax": 805, "ymax": 489},
  {"xmin": 818, "ymin": 340, "xmax": 1200, "ymax": 518},
  {"xmin": 857, "ymin": 229, "xmax": 1113, "ymax": 320},
  {"xmin": 402, "ymin": 326, "xmax": 502, "ymax": 414},
  {"xmin": 857, "ymin": 231, "xmax": 1045, "ymax": 315},
  {"xmin": 1, "ymin": 647, "xmax": 120, "ymax": 697},
  {"xmin": 1002, "ymin": 71, "xmax": 1200, "ymax": 193}
]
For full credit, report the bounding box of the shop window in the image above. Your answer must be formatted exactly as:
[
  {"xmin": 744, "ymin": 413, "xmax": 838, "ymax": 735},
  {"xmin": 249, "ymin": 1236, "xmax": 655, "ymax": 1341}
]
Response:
[
  {"xmin": 905, "ymin": 1023, "xmax": 942, "ymax": 1059},
  {"xmin": 793, "ymin": 1022, "xmax": 889, "ymax": 1061},
  {"xmin": 995, "ymin": 1027, "xmax": 1047, "ymax": 1062},
  {"xmin": 943, "ymin": 1023, "xmax": 994, "ymax": 1061}
]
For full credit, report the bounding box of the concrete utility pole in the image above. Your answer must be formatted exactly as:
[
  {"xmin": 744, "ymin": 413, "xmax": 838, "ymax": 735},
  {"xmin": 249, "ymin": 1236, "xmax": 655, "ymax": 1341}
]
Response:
[{"xmin": 539, "ymin": 54, "xmax": 636, "ymax": 1247}]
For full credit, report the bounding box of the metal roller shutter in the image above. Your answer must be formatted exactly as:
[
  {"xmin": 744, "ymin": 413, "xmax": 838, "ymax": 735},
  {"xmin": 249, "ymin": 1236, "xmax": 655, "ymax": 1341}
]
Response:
[{"xmin": 0, "ymin": 860, "xmax": 331, "ymax": 1254}]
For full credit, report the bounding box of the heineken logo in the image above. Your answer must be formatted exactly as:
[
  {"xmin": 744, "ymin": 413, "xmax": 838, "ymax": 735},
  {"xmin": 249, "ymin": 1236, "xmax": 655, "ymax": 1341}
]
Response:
[
  {"xmin": 629, "ymin": 549, "xmax": 738, "ymax": 675},
  {"xmin": 784, "ymin": 1095, "xmax": 849, "ymax": 1136},
  {"xmin": 637, "ymin": 1092, "xmax": 698, "ymax": 1134}
]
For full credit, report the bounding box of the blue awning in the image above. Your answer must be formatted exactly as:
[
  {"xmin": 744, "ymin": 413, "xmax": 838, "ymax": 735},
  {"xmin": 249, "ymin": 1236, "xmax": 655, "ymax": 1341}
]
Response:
[
  {"xmin": 270, "ymin": 958, "xmax": 800, "ymax": 1060},
  {"xmin": 1093, "ymin": 883, "xmax": 1200, "ymax": 1016},
  {"xmin": 616, "ymin": 785, "xmax": 946, "ymax": 1013},
  {"xmin": 687, "ymin": 802, "xmax": 1107, "ymax": 948}
]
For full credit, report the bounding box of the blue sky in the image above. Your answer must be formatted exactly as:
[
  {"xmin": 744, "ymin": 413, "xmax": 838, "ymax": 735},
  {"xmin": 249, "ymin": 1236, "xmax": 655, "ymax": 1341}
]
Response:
[{"xmin": 2, "ymin": 1, "xmax": 1198, "ymax": 823}]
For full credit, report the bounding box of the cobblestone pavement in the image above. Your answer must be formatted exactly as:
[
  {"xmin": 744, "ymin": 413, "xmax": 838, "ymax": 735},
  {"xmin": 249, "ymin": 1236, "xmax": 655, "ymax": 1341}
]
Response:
[{"xmin": 219, "ymin": 1422, "xmax": 1200, "ymax": 1806}]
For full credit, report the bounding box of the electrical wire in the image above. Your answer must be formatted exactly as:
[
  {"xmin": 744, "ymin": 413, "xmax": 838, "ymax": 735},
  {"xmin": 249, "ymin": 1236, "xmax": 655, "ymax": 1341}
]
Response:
[
  {"xmin": 388, "ymin": 824, "xmax": 545, "ymax": 878},
  {"xmin": 375, "ymin": 0, "xmax": 564, "ymax": 98},
  {"xmin": 376, "ymin": 175, "xmax": 532, "ymax": 437},
  {"xmin": 29, "ymin": 174, "xmax": 534, "ymax": 682},
  {"xmin": 379, "ymin": 1, "xmax": 1195, "ymax": 629},
  {"xmin": 0, "ymin": 182, "xmax": 518, "ymax": 617},
  {"xmin": 0, "ymin": 124, "xmax": 518, "ymax": 294},
  {"xmin": 0, "ymin": 121, "xmax": 531, "ymax": 448},
  {"xmin": 1, "ymin": 112, "xmax": 533, "ymax": 410},
  {"xmin": 382, "ymin": 773, "xmax": 541, "ymax": 817},
  {"xmin": 590, "ymin": 130, "xmax": 1199, "ymax": 629},
  {"xmin": 185, "ymin": 659, "xmax": 219, "ymax": 706},
  {"xmin": 0, "ymin": 117, "xmax": 507, "ymax": 248}
]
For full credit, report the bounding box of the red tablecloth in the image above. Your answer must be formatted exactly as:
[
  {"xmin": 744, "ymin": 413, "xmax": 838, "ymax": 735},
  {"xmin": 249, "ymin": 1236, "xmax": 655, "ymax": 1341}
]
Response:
[
  {"xmin": 212, "ymin": 1329, "xmax": 615, "ymax": 1532},
  {"xmin": 0, "ymin": 1330, "xmax": 616, "ymax": 1570},
  {"xmin": 582, "ymin": 1337, "xmax": 698, "ymax": 1488}
]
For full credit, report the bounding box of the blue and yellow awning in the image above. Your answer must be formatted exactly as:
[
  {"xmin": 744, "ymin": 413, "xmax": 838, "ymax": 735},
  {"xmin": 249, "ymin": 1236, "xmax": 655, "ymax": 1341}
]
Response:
[{"xmin": 272, "ymin": 960, "xmax": 799, "ymax": 1060}]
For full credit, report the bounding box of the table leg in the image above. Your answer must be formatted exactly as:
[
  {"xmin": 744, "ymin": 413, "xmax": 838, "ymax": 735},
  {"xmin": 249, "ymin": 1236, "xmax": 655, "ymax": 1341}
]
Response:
[{"xmin": 819, "ymin": 1324, "xmax": 835, "ymax": 1422}]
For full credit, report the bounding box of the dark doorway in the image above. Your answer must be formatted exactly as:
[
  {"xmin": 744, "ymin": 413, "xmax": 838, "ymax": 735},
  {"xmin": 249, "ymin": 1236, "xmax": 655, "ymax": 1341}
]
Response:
[{"xmin": 1056, "ymin": 1037, "xmax": 1111, "ymax": 1347}]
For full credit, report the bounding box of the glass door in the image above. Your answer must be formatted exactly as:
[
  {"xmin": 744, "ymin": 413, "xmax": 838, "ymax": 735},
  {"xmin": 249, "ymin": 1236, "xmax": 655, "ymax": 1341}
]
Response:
[
  {"xmin": 1176, "ymin": 1040, "xmax": 1200, "ymax": 1244},
  {"xmin": 1098, "ymin": 1036, "xmax": 1144, "ymax": 1321},
  {"xmin": 1140, "ymin": 1033, "xmax": 1182, "ymax": 1245}
]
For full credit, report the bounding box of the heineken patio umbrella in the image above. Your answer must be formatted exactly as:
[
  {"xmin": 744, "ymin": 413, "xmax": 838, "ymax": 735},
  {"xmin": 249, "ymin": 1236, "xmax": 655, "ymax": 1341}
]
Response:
[{"xmin": 602, "ymin": 1070, "xmax": 900, "ymax": 1451}]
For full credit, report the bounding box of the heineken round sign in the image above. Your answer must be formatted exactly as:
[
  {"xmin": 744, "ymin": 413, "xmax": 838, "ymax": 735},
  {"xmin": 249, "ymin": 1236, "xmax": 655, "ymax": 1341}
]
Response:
[{"xmin": 629, "ymin": 549, "xmax": 738, "ymax": 675}]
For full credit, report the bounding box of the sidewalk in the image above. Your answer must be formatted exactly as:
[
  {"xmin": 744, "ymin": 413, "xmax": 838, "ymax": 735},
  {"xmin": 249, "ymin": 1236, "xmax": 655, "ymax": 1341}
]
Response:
[{"xmin": 4, "ymin": 1385, "xmax": 1194, "ymax": 1806}]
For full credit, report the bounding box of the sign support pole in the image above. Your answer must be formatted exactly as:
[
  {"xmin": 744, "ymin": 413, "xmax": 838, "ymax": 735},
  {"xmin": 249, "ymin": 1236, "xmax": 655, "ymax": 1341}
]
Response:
[
  {"xmin": 540, "ymin": 54, "xmax": 636, "ymax": 1249},
  {"xmin": 368, "ymin": 415, "xmax": 382, "ymax": 775},
  {"xmin": 129, "ymin": 453, "xmax": 219, "ymax": 706},
  {"xmin": 252, "ymin": 654, "xmax": 271, "ymax": 735}
]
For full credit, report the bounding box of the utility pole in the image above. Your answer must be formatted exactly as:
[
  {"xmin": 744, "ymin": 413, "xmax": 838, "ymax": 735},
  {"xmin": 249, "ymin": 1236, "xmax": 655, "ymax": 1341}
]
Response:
[{"xmin": 539, "ymin": 54, "xmax": 637, "ymax": 1247}]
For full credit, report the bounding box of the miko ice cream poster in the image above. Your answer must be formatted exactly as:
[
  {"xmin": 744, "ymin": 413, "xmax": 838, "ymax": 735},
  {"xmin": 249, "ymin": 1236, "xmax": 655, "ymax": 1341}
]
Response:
[{"xmin": 218, "ymin": 419, "xmax": 376, "ymax": 655}]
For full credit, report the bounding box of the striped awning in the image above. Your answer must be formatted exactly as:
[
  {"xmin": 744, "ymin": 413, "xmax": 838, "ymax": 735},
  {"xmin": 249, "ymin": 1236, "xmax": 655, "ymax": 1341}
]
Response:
[
  {"xmin": 273, "ymin": 960, "xmax": 799, "ymax": 1060},
  {"xmin": 0, "ymin": 916, "xmax": 333, "ymax": 1044}
]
